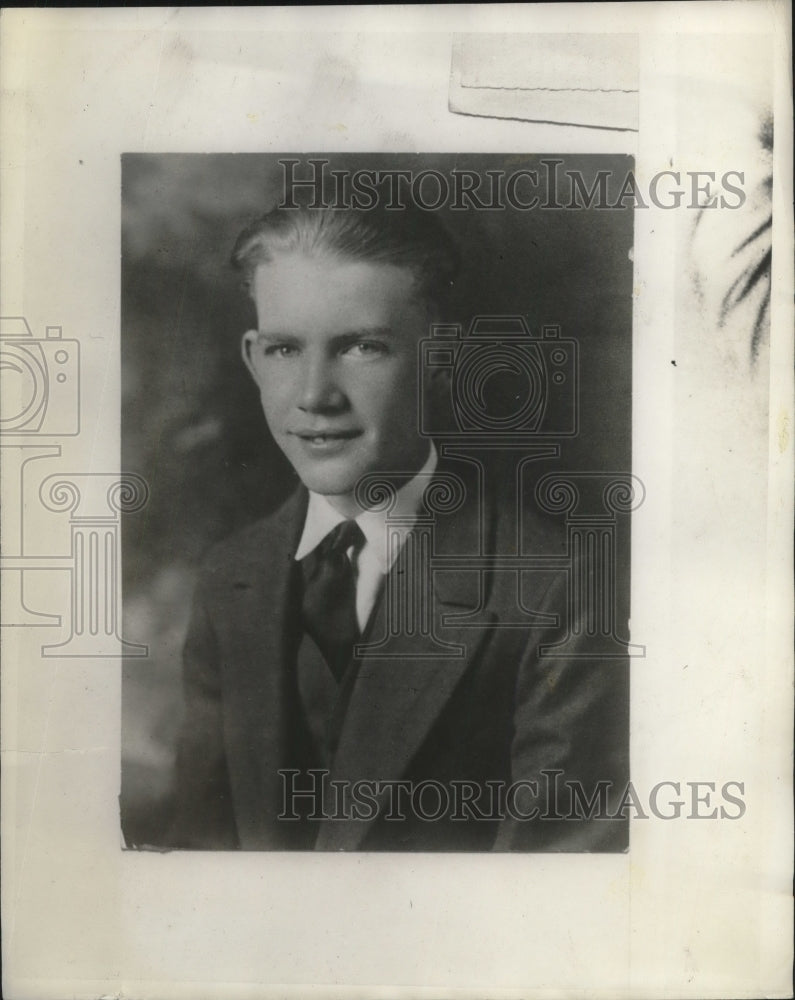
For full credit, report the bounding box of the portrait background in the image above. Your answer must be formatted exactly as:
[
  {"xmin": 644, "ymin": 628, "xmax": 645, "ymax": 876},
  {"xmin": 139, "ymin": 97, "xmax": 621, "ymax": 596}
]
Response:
[{"xmin": 120, "ymin": 152, "xmax": 634, "ymax": 847}]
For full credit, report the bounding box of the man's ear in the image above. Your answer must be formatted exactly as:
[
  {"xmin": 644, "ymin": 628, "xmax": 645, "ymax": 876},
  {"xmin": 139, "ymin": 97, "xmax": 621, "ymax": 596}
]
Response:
[
  {"xmin": 423, "ymin": 362, "xmax": 452, "ymax": 394},
  {"xmin": 240, "ymin": 330, "xmax": 261, "ymax": 384}
]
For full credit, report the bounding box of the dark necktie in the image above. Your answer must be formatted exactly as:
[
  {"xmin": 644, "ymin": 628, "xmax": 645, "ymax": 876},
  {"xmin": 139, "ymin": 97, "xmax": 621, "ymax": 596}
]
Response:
[{"xmin": 300, "ymin": 519, "xmax": 365, "ymax": 682}]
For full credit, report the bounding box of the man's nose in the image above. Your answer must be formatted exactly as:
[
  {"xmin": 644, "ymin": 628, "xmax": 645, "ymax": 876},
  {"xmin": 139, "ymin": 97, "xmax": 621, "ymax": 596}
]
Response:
[{"xmin": 296, "ymin": 356, "xmax": 346, "ymax": 412}]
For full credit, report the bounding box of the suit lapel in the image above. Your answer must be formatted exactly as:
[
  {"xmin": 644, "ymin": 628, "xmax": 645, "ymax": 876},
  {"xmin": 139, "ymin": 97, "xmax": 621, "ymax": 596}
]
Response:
[
  {"xmin": 317, "ymin": 464, "xmax": 497, "ymax": 850},
  {"xmin": 216, "ymin": 489, "xmax": 307, "ymax": 847}
]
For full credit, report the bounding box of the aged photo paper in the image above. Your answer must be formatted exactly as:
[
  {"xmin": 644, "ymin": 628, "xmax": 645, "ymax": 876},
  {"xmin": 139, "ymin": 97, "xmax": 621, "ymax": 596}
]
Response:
[{"xmin": 2, "ymin": 4, "xmax": 792, "ymax": 998}]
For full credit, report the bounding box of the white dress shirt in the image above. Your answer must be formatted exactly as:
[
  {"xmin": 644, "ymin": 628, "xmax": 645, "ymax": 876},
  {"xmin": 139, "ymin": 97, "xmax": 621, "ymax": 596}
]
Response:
[{"xmin": 294, "ymin": 444, "xmax": 438, "ymax": 631}]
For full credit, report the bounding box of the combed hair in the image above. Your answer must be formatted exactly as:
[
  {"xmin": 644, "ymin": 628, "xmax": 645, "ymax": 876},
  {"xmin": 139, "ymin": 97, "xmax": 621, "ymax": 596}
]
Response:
[{"xmin": 230, "ymin": 204, "xmax": 460, "ymax": 310}]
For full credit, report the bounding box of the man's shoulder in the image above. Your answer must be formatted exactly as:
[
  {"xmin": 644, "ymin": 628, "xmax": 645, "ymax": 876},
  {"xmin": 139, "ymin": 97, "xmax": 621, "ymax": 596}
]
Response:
[
  {"xmin": 199, "ymin": 486, "xmax": 306, "ymax": 579},
  {"xmin": 516, "ymin": 499, "xmax": 568, "ymax": 558},
  {"xmin": 484, "ymin": 476, "xmax": 568, "ymax": 558}
]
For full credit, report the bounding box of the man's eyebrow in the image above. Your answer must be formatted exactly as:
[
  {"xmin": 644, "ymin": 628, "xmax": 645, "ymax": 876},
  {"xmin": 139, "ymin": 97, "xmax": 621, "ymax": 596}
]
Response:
[
  {"xmin": 255, "ymin": 330, "xmax": 301, "ymax": 342},
  {"xmin": 255, "ymin": 327, "xmax": 395, "ymax": 347},
  {"xmin": 332, "ymin": 327, "xmax": 394, "ymax": 346}
]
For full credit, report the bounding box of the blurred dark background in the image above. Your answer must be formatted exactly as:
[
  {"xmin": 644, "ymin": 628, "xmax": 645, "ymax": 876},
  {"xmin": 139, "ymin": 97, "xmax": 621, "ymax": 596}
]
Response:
[{"xmin": 120, "ymin": 153, "xmax": 634, "ymax": 847}]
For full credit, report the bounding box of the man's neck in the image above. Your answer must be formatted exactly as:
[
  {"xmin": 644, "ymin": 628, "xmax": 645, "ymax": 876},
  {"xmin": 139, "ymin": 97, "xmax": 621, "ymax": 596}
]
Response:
[{"xmin": 323, "ymin": 492, "xmax": 365, "ymax": 519}]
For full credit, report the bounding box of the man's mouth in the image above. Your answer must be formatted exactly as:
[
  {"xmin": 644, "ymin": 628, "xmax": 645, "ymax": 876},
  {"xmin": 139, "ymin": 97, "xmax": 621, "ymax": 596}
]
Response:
[{"xmin": 291, "ymin": 430, "xmax": 362, "ymax": 446}]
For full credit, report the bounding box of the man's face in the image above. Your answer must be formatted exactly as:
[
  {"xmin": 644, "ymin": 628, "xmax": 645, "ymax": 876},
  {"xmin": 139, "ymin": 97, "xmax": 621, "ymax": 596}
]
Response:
[{"xmin": 242, "ymin": 251, "xmax": 431, "ymax": 508}]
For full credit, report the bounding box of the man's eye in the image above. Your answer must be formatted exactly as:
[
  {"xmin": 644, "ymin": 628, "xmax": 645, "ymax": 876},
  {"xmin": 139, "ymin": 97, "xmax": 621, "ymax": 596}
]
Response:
[
  {"xmin": 263, "ymin": 343, "xmax": 298, "ymax": 358},
  {"xmin": 345, "ymin": 341, "xmax": 386, "ymax": 358}
]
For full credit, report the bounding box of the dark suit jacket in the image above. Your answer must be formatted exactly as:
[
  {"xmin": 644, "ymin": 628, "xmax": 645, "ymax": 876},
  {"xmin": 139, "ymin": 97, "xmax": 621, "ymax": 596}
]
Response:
[{"xmin": 170, "ymin": 458, "xmax": 629, "ymax": 852}]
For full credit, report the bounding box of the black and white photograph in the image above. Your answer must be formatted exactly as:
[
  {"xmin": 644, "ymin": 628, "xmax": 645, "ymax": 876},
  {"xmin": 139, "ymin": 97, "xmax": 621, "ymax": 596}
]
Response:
[
  {"xmin": 1, "ymin": 6, "xmax": 792, "ymax": 999},
  {"xmin": 120, "ymin": 153, "xmax": 635, "ymax": 853}
]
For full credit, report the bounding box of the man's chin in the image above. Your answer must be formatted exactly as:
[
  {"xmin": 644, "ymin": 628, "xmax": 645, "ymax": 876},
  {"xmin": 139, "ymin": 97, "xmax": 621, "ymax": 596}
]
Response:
[
  {"xmin": 305, "ymin": 480, "xmax": 359, "ymax": 499},
  {"xmin": 292, "ymin": 465, "xmax": 362, "ymax": 501}
]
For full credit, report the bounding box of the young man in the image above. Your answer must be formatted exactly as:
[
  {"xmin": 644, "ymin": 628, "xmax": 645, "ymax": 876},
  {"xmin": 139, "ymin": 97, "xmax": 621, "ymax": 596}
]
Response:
[{"xmin": 170, "ymin": 204, "xmax": 629, "ymax": 852}]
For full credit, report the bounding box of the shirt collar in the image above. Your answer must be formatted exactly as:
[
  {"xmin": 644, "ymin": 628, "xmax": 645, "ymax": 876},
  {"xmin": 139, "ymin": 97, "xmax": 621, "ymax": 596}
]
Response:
[{"xmin": 294, "ymin": 443, "xmax": 438, "ymax": 566}]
